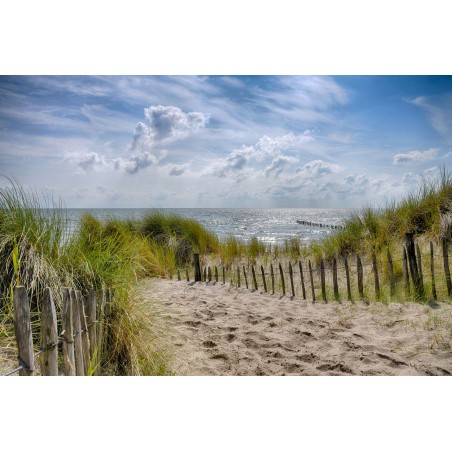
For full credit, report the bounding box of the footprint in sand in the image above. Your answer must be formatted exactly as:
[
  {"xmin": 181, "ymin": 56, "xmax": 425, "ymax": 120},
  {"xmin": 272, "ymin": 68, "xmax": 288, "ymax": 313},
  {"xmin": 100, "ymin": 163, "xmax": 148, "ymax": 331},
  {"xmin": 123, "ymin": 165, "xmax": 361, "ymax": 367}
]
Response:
[
  {"xmin": 226, "ymin": 333, "xmax": 236, "ymax": 342},
  {"xmin": 203, "ymin": 340, "xmax": 217, "ymax": 348}
]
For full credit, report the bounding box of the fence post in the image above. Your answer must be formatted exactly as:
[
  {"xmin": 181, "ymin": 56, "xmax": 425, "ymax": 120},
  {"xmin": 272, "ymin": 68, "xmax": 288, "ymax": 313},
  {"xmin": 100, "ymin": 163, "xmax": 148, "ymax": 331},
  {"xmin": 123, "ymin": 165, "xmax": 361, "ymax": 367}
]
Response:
[
  {"xmin": 193, "ymin": 254, "xmax": 201, "ymax": 282},
  {"xmin": 261, "ymin": 265, "xmax": 267, "ymax": 292},
  {"xmin": 203, "ymin": 267, "xmax": 207, "ymax": 282},
  {"xmin": 243, "ymin": 265, "xmax": 249, "ymax": 289},
  {"xmin": 222, "ymin": 266, "xmax": 225, "ymax": 284},
  {"xmin": 416, "ymin": 243, "xmax": 424, "ymax": 288},
  {"xmin": 270, "ymin": 264, "xmax": 275, "ymax": 295},
  {"xmin": 357, "ymin": 255, "xmax": 364, "ymax": 300},
  {"xmin": 332, "ymin": 257, "xmax": 339, "ymax": 301},
  {"xmin": 13, "ymin": 286, "xmax": 34, "ymax": 376},
  {"xmin": 319, "ymin": 259, "xmax": 326, "ymax": 302},
  {"xmin": 215, "ymin": 266, "xmax": 219, "ymax": 283},
  {"xmin": 62, "ymin": 288, "xmax": 75, "ymax": 376},
  {"xmin": 402, "ymin": 247, "xmax": 410, "ymax": 297},
  {"xmin": 288, "ymin": 262, "xmax": 295, "ymax": 297},
  {"xmin": 186, "ymin": 268, "xmax": 190, "ymax": 282},
  {"xmin": 251, "ymin": 266, "xmax": 258, "ymax": 290},
  {"xmin": 97, "ymin": 289, "xmax": 106, "ymax": 369},
  {"xmin": 299, "ymin": 262, "xmax": 306, "ymax": 300},
  {"xmin": 279, "ymin": 263, "xmax": 286, "ymax": 296},
  {"xmin": 40, "ymin": 287, "xmax": 58, "ymax": 376},
  {"xmin": 442, "ymin": 237, "xmax": 452, "ymax": 296},
  {"xmin": 429, "ymin": 241, "xmax": 437, "ymax": 301},
  {"xmin": 344, "ymin": 256, "xmax": 352, "ymax": 301},
  {"xmin": 237, "ymin": 266, "xmax": 241, "ymax": 288},
  {"xmin": 207, "ymin": 266, "xmax": 211, "ymax": 282},
  {"xmin": 86, "ymin": 288, "xmax": 97, "ymax": 370},
  {"xmin": 177, "ymin": 269, "xmax": 181, "ymax": 281},
  {"xmin": 71, "ymin": 290, "xmax": 85, "ymax": 376},
  {"xmin": 372, "ymin": 252, "xmax": 380, "ymax": 300},
  {"xmin": 387, "ymin": 248, "xmax": 395, "ymax": 297},
  {"xmin": 405, "ymin": 233, "xmax": 424, "ymax": 299},
  {"xmin": 308, "ymin": 260, "xmax": 315, "ymax": 301},
  {"xmin": 77, "ymin": 291, "xmax": 90, "ymax": 374}
]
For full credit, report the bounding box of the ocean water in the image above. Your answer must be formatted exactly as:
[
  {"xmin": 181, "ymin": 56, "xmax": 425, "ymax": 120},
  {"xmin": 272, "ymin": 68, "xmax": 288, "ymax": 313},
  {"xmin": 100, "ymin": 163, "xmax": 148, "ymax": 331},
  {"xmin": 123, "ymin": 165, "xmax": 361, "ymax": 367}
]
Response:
[{"xmin": 64, "ymin": 208, "xmax": 353, "ymax": 244}]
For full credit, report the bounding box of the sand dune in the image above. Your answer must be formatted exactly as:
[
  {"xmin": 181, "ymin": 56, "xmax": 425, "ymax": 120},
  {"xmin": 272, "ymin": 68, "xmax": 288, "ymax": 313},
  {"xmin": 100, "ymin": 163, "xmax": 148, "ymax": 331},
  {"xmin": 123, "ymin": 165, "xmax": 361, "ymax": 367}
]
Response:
[{"xmin": 140, "ymin": 278, "xmax": 452, "ymax": 376}]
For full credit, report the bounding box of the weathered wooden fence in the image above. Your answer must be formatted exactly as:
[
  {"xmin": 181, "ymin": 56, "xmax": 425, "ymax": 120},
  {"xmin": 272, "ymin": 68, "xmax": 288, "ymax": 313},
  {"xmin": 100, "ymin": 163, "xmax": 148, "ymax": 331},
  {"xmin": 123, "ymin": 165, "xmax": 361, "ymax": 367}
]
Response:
[
  {"xmin": 179, "ymin": 236, "xmax": 451, "ymax": 303},
  {"xmin": 3, "ymin": 287, "xmax": 113, "ymax": 376}
]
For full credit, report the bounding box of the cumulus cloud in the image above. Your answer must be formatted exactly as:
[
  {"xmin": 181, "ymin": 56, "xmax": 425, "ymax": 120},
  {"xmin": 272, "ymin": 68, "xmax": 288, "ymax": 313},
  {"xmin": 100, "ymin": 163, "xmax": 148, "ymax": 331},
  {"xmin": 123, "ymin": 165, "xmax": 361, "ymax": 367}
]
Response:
[
  {"xmin": 295, "ymin": 160, "xmax": 343, "ymax": 178},
  {"xmin": 210, "ymin": 132, "xmax": 312, "ymax": 177},
  {"xmin": 114, "ymin": 150, "xmax": 167, "ymax": 174},
  {"xmin": 393, "ymin": 148, "xmax": 438, "ymax": 165},
  {"xmin": 168, "ymin": 163, "xmax": 190, "ymax": 176},
  {"xmin": 129, "ymin": 105, "xmax": 209, "ymax": 152},
  {"xmin": 64, "ymin": 151, "xmax": 110, "ymax": 172},
  {"xmin": 264, "ymin": 155, "xmax": 298, "ymax": 177}
]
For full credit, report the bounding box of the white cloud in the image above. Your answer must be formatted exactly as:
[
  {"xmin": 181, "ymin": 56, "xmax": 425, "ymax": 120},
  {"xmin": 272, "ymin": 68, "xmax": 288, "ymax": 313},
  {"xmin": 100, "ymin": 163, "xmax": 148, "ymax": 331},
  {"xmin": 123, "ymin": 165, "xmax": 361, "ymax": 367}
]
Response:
[
  {"xmin": 210, "ymin": 132, "xmax": 312, "ymax": 177},
  {"xmin": 295, "ymin": 160, "xmax": 343, "ymax": 178},
  {"xmin": 264, "ymin": 155, "xmax": 298, "ymax": 177},
  {"xmin": 64, "ymin": 151, "xmax": 110, "ymax": 172},
  {"xmin": 393, "ymin": 148, "xmax": 438, "ymax": 165},
  {"xmin": 114, "ymin": 150, "xmax": 167, "ymax": 174},
  {"xmin": 168, "ymin": 163, "xmax": 190, "ymax": 176},
  {"xmin": 129, "ymin": 105, "xmax": 209, "ymax": 152}
]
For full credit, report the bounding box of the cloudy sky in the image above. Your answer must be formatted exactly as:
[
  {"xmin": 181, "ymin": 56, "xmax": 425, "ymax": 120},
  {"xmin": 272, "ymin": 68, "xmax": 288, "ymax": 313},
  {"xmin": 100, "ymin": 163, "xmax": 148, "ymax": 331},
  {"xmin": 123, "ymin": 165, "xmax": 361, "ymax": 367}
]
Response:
[{"xmin": 0, "ymin": 75, "xmax": 451, "ymax": 208}]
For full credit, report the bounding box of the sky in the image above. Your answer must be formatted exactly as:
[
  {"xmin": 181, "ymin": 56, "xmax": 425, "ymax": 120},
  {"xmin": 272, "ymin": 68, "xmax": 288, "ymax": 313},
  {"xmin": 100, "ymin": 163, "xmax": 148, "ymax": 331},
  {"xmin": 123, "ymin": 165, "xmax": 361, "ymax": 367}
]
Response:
[{"xmin": 0, "ymin": 75, "xmax": 451, "ymax": 208}]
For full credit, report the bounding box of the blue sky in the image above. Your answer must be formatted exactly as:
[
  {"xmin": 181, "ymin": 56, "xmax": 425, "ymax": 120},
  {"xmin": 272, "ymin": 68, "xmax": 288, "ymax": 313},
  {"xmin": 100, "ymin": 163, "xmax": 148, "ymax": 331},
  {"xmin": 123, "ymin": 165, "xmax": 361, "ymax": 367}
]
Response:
[{"xmin": 0, "ymin": 75, "xmax": 451, "ymax": 208}]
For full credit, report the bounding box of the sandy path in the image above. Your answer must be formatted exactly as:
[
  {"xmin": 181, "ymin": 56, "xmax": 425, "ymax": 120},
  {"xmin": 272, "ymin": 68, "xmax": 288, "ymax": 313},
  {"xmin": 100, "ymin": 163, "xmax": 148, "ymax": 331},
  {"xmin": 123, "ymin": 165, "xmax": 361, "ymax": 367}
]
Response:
[{"xmin": 140, "ymin": 278, "xmax": 452, "ymax": 376}]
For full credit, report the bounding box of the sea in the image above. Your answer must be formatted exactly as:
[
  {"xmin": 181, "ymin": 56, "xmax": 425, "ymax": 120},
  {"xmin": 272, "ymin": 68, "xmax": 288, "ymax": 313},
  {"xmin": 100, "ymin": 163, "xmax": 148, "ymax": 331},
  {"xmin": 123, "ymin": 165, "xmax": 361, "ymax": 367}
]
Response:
[{"xmin": 64, "ymin": 208, "xmax": 353, "ymax": 245}]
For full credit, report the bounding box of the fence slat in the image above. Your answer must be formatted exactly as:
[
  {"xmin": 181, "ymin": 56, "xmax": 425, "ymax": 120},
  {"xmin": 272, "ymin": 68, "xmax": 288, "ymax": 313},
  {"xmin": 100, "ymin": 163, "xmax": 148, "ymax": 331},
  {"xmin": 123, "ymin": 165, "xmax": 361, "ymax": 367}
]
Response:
[
  {"xmin": 86, "ymin": 288, "xmax": 97, "ymax": 370},
  {"xmin": 215, "ymin": 266, "xmax": 219, "ymax": 283},
  {"xmin": 443, "ymin": 237, "xmax": 452, "ymax": 296},
  {"xmin": 299, "ymin": 262, "xmax": 306, "ymax": 300},
  {"xmin": 288, "ymin": 262, "xmax": 295, "ymax": 297},
  {"xmin": 222, "ymin": 266, "xmax": 225, "ymax": 285},
  {"xmin": 62, "ymin": 288, "xmax": 75, "ymax": 376},
  {"xmin": 237, "ymin": 266, "xmax": 241, "ymax": 288},
  {"xmin": 416, "ymin": 243, "xmax": 424, "ymax": 288},
  {"xmin": 344, "ymin": 256, "xmax": 352, "ymax": 301},
  {"xmin": 97, "ymin": 289, "xmax": 106, "ymax": 368},
  {"xmin": 279, "ymin": 263, "xmax": 286, "ymax": 296},
  {"xmin": 270, "ymin": 264, "xmax": 275, "ymax": 295},
  {"xmin": 308, "ymin": 260, "xmax": 315, "ymax": 302},
  {"xmin": 252, "ymin": 266, "xmax": 258, "ymax": 291},
  {"xmin": 372, "ymin": 252, "xmax": 380, "ymax": 300},
  {"xmin": 208, "ymin": 266, "xmax": 212, "ymax": 282},
  {"xmin": 177, "ymin": 269, "xmax": 181, "ymax": 281},
  {"xmin": 406, "ymin": 233, "xmax": 424, "ymax": 299},
  {"xmin": 77, "ymin": 290, "xmax": 90, "ymax": 374},
  {"xmin": 186, "ymin": 268, "xmax": 190, "ymax": 282},
  {"xmin": 402, "ymin": 246, "xmax": 410, "ymax": 297},
  {"xmin": 243, "ymin": 265, "xmax": 249, "ymax": 289},
  {"xmin": 332, "ymin": 257, "xmax": 339, "ymax": 301},
  {"xmin": 320, "ymin": 259, "xmax": 326, "ymax": 302},
  {"xmin": 40, "ymin": 287, "xmax": 58, "ymax": 376},
  {"xmin": 261, "ymin": 265, "xmax": 267, "ymax": 292},
  {"xmin": 357, "ymin": 255, "xmax": 364, "ymax": 300},
  {"xmin": 13, "ymin": 286, "xmax": 34, "ymax": 376},
  {"xmin": 193, "ymin": 254, "xmax": 201, "ymax": 282},
  {"xmin": 430, "ymin": 241, "xmax": 437, "ymax": 301},
  {"xmin": 387, "ymin": 248, "xmax": 395, "ymax": 297},
  {"xmin": 72, "ymin": 290, "xmax": 85, "ymax": 376}
]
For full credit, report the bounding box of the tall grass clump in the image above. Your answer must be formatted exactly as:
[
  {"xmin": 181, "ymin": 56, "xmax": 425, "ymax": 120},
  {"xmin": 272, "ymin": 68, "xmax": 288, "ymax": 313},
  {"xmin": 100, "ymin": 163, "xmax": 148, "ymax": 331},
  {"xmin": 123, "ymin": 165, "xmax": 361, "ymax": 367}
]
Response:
[
  {"xmin": 311, "ymin": 168, "xmax": 452, "ymax": 259},
  {"xmin": 0, "ymin": 179, "xmax": 170, "ymax": 375}
]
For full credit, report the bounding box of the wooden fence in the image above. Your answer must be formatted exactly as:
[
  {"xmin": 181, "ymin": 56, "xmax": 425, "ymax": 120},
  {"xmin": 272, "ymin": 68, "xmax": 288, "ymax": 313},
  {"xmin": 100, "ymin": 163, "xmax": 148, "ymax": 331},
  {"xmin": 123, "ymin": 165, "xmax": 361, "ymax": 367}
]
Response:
[
  {"xmin": 2, "ymin": 287, "xmax": 113, "ymax": 376},
  {"xmin": 179, "ymin": 236, "xmax": 451, "ymax": 302}
]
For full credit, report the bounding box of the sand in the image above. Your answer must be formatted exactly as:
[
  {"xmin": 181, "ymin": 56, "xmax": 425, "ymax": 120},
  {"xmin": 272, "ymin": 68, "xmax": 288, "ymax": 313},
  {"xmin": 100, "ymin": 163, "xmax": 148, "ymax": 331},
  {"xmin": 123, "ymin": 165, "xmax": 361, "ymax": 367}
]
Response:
[{"xmin": 140, "ymin": 278, "xmax": 452, "ymax": 376}]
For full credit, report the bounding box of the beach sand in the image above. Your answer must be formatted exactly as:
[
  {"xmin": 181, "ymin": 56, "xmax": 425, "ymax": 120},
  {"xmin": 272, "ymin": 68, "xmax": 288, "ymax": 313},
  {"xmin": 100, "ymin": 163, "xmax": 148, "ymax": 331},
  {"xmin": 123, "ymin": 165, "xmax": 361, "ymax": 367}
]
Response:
[{"xmin": 140, "ymin": 278, "xmax": 452, "ymax": 376}]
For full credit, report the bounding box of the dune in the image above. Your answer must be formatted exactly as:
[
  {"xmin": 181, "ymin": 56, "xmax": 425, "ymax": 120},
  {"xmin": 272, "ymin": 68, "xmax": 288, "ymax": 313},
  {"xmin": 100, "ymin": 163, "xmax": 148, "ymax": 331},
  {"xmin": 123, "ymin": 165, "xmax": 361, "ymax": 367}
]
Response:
[{"xmin": 139, "ymin": 278, "xmax": 452, "ymax": 376}]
